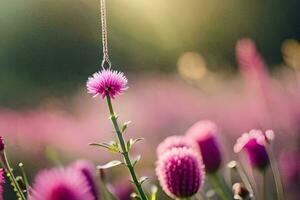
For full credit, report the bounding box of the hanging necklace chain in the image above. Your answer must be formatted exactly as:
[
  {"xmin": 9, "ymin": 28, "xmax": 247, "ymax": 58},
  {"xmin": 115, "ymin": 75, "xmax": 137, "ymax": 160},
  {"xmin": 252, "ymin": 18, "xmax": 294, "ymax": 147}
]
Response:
[{"xmin": 100, "ymin": 0, "xmax": 111, "ymax": 69}]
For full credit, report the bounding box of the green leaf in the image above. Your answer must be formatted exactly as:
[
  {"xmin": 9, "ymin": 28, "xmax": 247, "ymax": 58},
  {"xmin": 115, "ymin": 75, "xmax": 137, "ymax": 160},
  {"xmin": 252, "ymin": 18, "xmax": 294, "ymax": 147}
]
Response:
[
  {"xmin": 97, "ymin": 160, "xmax": 123, "ymax": 169},
  {"xmin": 90, "ymin": 141, "xmax": 121, "ymax": 153},
  {"xmin": 121, "ymin": 121, "xmax": 132, "ymax": 133},
  {"xmin": 150, "ymin": 185, "xmax": 158, "ymax": 200},
  {"xmin": 133, "ymin": 155, "xmax": 141, "ymax": 168},
  {"xmin": 126, "ymin": 138, "xmax": 144, "ymax": 152},
  {"xmin": 139, "ymin": 176, "xmax": 149, "ymax": 185}
]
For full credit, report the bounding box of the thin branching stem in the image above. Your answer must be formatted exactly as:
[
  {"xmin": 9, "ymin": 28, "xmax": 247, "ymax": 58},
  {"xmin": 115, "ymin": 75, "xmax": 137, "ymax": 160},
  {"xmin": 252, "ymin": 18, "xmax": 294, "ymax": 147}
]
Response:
[{"xmin": 105, "ymin": 93, "xmax": 148, "ymax": 200}]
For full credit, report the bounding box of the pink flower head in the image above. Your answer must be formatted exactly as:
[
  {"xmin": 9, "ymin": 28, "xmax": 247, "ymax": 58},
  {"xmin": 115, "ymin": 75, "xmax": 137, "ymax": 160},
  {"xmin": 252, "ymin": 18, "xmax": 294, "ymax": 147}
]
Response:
[
  {"xmin": 234, "ymin": 129, "xmax": 274, "ymax": 169},
  {"xmin": 70, "ymin": 160, "xmax": 98, "ymax": 200},
  {"xmin": 87, "ymin": 69, "xmax": 128, "ymax": 99},
  {"xmin": 185, "ymin": 120, "xmax": 222, "ymax": 173},
  {"xmin": 29, "ymin": 168, "xmax": 95, "ymax": 200},
  {"xmin": 0, "ymin": 169, "xmax": 4, "ymax": 200},
  {"xmin": 156, "ymin": 147, "xmax": 205, "ymax": 199},
  {"xmin": 156, "ymin": 135, "xmax": 196, "ymax": 156},
  {"xmin": 0, "ymin": 136, "xmax": 4, "ymax": 151}
]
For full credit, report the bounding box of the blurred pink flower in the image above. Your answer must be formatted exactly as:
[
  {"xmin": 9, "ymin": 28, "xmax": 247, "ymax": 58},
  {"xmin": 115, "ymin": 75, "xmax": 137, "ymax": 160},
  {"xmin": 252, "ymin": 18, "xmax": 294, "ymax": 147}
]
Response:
[
  {"xmin": 70, "ymin": 160, "xmax": 98, "ymax": 200},
  {"xmin": 29, "ymin": 168, "xmax": 95, "ymax": 200},
  {"xmin": 234, "ymin": 129, "xmax": 273, "ymax": 170},
  {"xmin": 87, "ymin": 69, "xmax": 128, "ymax": 99},
  {"xmin": 185, "ymin": 120, "xmax": 222, "ymax": 172}
]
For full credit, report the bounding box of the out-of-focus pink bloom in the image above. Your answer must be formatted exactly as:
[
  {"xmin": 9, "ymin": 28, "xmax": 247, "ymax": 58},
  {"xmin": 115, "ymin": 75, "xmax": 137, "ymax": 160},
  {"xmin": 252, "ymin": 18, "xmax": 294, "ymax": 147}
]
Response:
[
  {"xmin": 279, "ymin": 149, "xmax": 300, "ymax": 184},
  {"xmin": 156, "ymin": 135, "xmax": 195, "ymax": 156},
  {"xmin": 234, "ymin": 129, "xmax": 273, "ymax": 170},
  {"xmin": 156, "ymin": 147, "xmax": 204, "ymax": 199},
  {"xmin": 185, "ymin": 120, "xmax": 222, "ymax": 173},
  {"xmin": 279, "ymin": 148, "xmax": 300, "ymax": 200},
  {"xmin": 70, "ymin": 160, "xmax": 98, "ymax": 200},
  {"xmin": 236, "ymin": 38, "xmax": 269, "ymax": 84},
  {"xmin": 87, "ymin": 69, "xmax": 128, "ymax": 99},
  {"xmin": 0, "ymin": 169, "xmax": 4, "ymax": 200},
  {"xmin": 0, "ymin": 137, "xmax": 4, "ymax": 152},
  {"xmin": 29, "ymin": 168, "xmax": 94, "ymax": 200}
]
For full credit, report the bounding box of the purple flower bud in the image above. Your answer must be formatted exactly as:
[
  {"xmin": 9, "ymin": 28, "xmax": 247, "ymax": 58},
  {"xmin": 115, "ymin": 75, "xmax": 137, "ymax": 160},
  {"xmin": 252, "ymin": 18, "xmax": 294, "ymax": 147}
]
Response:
[
  {"xmin": 185, "ymin": 120, "xmax": 222, "ymax": 173},
  {"xmin": 70, "ymin": 160, "xmax": 98, "ymax": 200},
  {"xmin": 0, "ymin": 137, "xmax": 4, "ymax": 151},
  {"xmin": 156, "ymin": 136, "xmax": 195, "ymax": 156},
  {"xmin": 156, "ymin": 147, "xmax": 205, "ymax": 199},
  {"xmin": 234, "ymin": 129, "xmax": 271, "ymax": 170}
]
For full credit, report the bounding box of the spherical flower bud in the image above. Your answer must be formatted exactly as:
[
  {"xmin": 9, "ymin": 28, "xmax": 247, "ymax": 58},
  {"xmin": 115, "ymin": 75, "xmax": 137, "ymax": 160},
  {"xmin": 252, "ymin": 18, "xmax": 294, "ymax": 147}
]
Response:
[
  {"xmin": 70, "ymin": 160, "xmax": 98, "ymax": 200},
  {"xmin": 87, "ymin": 69, "xmax": 128, "ymax": 99},
  {"xmin": 0, "ymin": 137, "xmax": 4, "ymax": 152},
  {"xmin": 234, "ymin": 129, "xmax": 272, "ymax": 170},
  {"xmin": 156, "ymin": 136, "xmax": 196, "ymax": 156},
  {"xmin": 29, "ymin": 168, "xmax": 95, "ymax": 200},
  {"xmin": 156, "ymin": 147, "xmax": 205, "ymax": 199},
  {"xmin": 185, "ymin": 120, "xmax": 222, "ymax": 173}
]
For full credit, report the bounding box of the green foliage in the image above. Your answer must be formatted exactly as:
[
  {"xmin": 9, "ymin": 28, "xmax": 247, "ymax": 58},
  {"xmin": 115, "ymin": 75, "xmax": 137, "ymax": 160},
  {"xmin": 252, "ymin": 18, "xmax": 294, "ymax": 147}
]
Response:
[
  {"xmin": 126, "ymin": 138, "xmax": 144, "ymax": 152},
  {"xmin": 90, "ymin": 141, "xmax": 121, "ymax": 154},
  {"xmin": 97, "ymin": 160, "xmax": 124, "ymax": 170}
]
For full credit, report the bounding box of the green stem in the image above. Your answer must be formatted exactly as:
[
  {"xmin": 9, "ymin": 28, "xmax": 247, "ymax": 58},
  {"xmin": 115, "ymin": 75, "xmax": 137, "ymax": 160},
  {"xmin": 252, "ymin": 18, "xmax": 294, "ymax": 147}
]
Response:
[
  {"xmin": 1, "ymin": 152, "xmax": 26, "ymax": 200},
  {"xmin": 262, "ymin": 170, "xmax": 267, "ymax": 200},
  {"xmin": 267, "ymin": 146, "xmax": 284, "ymax": 200},
  {"xmin": 208, "ymin": 173, "xmax": 231, "ymax": 200},
  {"xmin": 235, "ymin": 162, "xmax": 255, "ymax": 198},
  {"xmin": 105, "ymin": 94, "xmax": 148, "ymax": 200}
]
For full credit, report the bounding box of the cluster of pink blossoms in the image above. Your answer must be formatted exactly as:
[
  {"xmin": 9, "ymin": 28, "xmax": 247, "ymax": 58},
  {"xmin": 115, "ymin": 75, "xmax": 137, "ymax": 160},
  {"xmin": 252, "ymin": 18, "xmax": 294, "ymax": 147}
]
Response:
[
  {"xmin": 156, "ymin": 120, "xmax": 222, "ymax": 199},
  {"xmin": 156, "ymin": 120, "xmax": 275, "ymax": 199}
]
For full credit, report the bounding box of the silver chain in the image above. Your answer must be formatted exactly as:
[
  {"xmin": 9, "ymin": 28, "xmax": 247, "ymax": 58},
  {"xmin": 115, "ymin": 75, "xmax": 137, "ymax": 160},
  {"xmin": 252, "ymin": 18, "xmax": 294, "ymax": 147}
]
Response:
[{"xmin": 100, "ymin": 0, "xmax": 111, "ymax": 69}]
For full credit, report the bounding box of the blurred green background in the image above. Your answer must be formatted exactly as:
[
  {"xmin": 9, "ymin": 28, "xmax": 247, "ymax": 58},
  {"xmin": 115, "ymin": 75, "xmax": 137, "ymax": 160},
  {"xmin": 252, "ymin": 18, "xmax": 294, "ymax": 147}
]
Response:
[{"xmin": 1, "ymin": 0, "xmax": 299, "ymax": 108}]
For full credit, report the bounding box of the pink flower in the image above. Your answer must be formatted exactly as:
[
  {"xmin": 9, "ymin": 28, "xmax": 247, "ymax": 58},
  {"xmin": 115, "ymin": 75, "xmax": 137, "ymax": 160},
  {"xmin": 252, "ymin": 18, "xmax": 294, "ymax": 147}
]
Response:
[
  {"xmin": 29, "ymin": 168, "xmax": 95, "ymax": 200},
  {"xmin": 234, "ymin": 129, "xmax": 274, "ymax": 169},
  {"xmin": 156, "ymin": 135, "xmax": 195, "ymax": 156},
  {"xmin": 0, "ymin": 136, "xmax": 4, "ymax": 151},
  {"xmin": 70, "ymin": 160, "xmax": 98, "ymax": 200},
  {"xmin": 236, "ymin": 38, "xmax": 268, "ymax": 82},
  {"xmin": 185, "ymin": 120, "xmax": 222, "ymax": 172},
  {"xmin": 87, "ymin": 69, "xmax": 128, "ymax": 99},
  {"xmin": 156, "ymin": 147, "xmax": 205, "ymax": 199}
]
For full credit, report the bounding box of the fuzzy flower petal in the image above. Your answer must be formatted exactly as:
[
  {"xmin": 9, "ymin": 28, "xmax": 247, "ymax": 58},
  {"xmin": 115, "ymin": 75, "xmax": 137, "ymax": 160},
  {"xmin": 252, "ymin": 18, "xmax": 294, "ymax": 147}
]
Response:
[
  {"xmin": 87, "ymin": 69, "xmax": 128, "ymax": 99},
  {"xmin": 29, "ymin": 168, "xmax": 95, "ymax": 200},
  {"xmin": 156, "ymin": 135, "xmax": 196, "ymax": 156},
  {"xmin": 70, "ymin": 160, "xmax": 98, "ymax": 200},
  {"xmin": 156, "ymin": 147, "xmax": 205, "ymax": 199},
  {"xmin": 234, "ymin": 129, "xmax": 272, "ymax": 169}
]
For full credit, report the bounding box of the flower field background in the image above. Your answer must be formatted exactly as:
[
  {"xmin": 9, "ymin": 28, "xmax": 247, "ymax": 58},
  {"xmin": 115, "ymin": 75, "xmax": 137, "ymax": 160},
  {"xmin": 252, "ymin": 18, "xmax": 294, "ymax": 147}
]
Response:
[{"xmin": 0, "ymin": 0, "xmax": 300, "ymax": 199}]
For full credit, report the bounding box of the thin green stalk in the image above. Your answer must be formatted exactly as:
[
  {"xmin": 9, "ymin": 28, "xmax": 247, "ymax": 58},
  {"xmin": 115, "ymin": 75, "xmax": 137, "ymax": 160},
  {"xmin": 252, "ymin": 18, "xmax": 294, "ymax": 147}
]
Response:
[
  {"xmin": 1, "ymin": 152, "xmax": 26, "ymax": 200},
  {"xmin": 266, "ymin": 146, "xmax": 284, "ymax": 200},
  {"xmin": 105, "ymin": 94, "xmax": 148, "ymax": 200},
  {"xmin": 235, "ymin": 162, "xmax": 255, "ymax": 198},
  {"xmin": 262, "ymin": 170, "xmax": 267, "ymax": 200},
  {"xmin": 208, "ymin": 173, "xmax": 231, "ymax": 200},
  {"xmin": 19, "ymin": 163, "xmax": 30, "ymax": 192}
]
